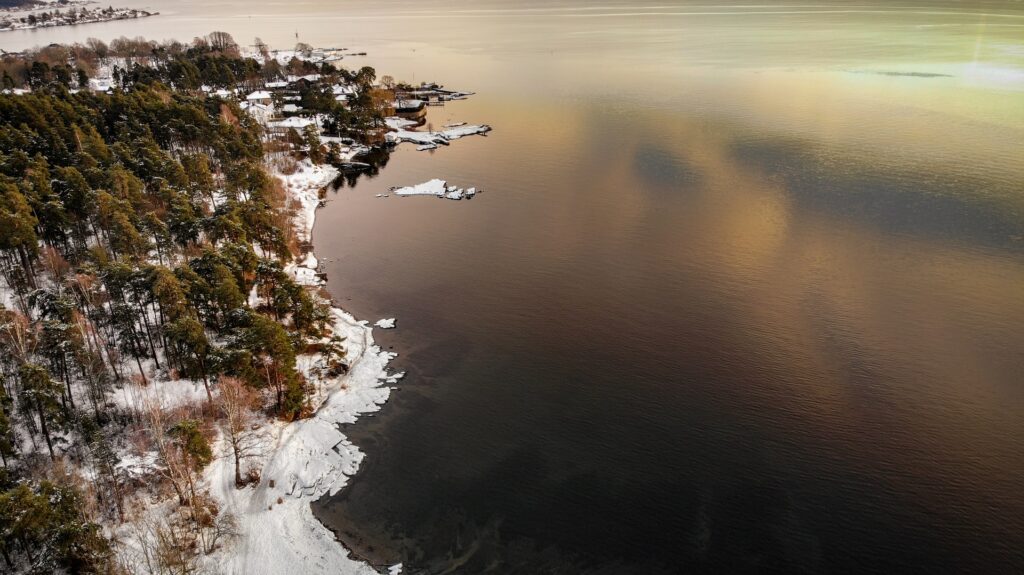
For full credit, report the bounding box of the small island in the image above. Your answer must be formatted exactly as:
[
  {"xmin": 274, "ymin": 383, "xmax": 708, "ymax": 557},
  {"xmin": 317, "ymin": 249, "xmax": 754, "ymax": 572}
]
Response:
[{"xmin": 0, "ymin": 1, "xmax": 155, "ymax": 32}]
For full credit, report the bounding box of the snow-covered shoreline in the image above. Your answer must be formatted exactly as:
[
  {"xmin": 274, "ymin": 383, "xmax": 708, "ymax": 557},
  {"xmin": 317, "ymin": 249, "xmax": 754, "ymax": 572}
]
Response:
[
  {"xmin": 0, "ymin": 5, "xmax": 155, "ymax": 32},
  {"xmin": 202, "ymin": 160, "xmax": 403, "ymax": 574}
]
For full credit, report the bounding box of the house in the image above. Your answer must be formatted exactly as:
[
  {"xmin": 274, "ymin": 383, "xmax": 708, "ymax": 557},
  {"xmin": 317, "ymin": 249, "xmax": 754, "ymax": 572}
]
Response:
[
  {"xmin": 332, "ymin": 84, "xmax": 356, "ymax": 101},
  {"xmin": 267, "ymin": 116, "xmax": 317, "ymax": 135},
  {"xmin": 266, "ymin": 80, "xmax": 289, "ymax": 90},
  {"xmin": 246, "ymin": 90, "xmax": 273, "ymax": 105},
  {"xmin": 240, "ymin": 101, "xmax": 274, "ymax": 125}
]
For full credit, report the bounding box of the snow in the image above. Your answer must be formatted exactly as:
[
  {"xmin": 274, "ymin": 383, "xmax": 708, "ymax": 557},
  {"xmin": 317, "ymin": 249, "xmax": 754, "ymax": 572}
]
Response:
[
  {"xmin": 240, "ymin": 101, "xmax": 274, "ymax": 124},
  {"xmin": 116, "ymin": 452, "xmax": 160, "ymax": 479},
  {"xmin": 385, "ymin": 124, "xmax": 491, "ymax": 148},
  {"xmin": 275, "ymin": 159, "xmax": 338, "ymax": 245},
  {"xmin": 202, "ymin": 164, "xmax": 405, "ymax": 575},
  {"xmin": 88, "ymin": 78, "xmax": 112, "ymax": 92},
  {"xmin": 192, "ymin": 77, "xmax": 487, "ymax": 575},
  {"xmin": 442, "ymin": 124, "xmax": 493, "ymax": 140},
  {"xmin": 110, "ymin": 376, "xmax": 210, "ymax": 412},
  {"xmin": 0, "ymin": 276, "xmax": 17, "ymax": 310},
  {"xmin": 384, "ymin": 116, "xmax": 418, "ymax": 130},
  {"xmin": 287, "ymin": 74, "xmax": 322, "ymax": 83},
  {"xmin": 205, "ymin": 306, "xmax": 400, "ymax": 575},
  {"xmin": 416, "ymin": 144, "xmax": 438, "ymax": 151},
  {"xmin": 266, "ymin": 81, "xmax": 289, "ymax": 89},
  {"xmin": 393, "ymin": 99, "xmax": 425, "ymax": 109},
  {"xmin": 273, "ymin": 159, "xmax": 341, "ymax": 287},
  {"xmin": 333, "ymin": 84, "xmax": 356, "ymax": 97},
  {"xmin": 393, "ymin": 179, "xmax": 447, "ymax": 197},
  {"xmin": 247, "ymin": 90, "xmax": 272, "ymax": 101},
  {"xmin": 391, "ymin": 179, "xmax": 479, "ymax": 200},
  {"xmin": 270, "ymin": 117, "xmax": 317, "ymax": 130}
]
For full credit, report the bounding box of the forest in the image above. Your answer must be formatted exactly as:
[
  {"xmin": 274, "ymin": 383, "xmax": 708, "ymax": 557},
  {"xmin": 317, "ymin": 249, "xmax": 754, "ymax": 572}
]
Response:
[{"xmin": 0, "ymin": 33, "xmax": 379, "ymax": 573}]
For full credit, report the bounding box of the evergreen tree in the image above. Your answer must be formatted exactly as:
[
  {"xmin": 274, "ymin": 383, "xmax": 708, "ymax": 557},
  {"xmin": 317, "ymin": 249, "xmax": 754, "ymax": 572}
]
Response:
[{"xmin": 17, "ymin": 363, "xmax": 64, "ymax": 460}]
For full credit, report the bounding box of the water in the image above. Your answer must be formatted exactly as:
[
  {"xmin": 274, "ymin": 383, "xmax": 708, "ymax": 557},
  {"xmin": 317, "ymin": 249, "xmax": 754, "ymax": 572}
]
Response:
[{"xmin": 6, "ymin": 2, "xmax": 1024, "ymax": 573}]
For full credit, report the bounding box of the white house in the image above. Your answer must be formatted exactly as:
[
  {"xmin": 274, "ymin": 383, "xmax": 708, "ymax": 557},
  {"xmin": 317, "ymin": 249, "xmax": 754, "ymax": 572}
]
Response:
[
  {"xmin": 246, "ymin": 90, "xmax": 273, "ymax": 105},
  {"xmin": 240, "ymin": 101, "xmax": 274, "ymax": 125}
]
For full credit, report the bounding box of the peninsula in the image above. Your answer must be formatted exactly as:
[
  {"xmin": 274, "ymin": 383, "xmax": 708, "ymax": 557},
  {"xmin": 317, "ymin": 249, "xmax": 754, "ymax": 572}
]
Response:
[{"xmin": 0, "ymin": 31, "xmax": 487, "ymax": 574}]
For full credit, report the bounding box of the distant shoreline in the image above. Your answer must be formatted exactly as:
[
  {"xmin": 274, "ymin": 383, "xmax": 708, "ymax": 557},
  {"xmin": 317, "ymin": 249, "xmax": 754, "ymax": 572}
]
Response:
[{"xmin": 0, "ymin": 5, "xmax": 156, "ymax": 33}]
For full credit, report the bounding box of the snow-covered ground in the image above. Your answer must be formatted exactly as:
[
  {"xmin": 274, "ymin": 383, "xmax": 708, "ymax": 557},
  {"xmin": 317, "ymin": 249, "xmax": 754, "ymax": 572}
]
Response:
[
  {"xmin": 197, "ymin": 158, "xmax": 404, "ymax": 574},
  {"xmin": 204, "ymin": 307, "xmax": 400, "ymax": 575},
  {"xmin": 384, "ymin": 117, "xmax": 418, "ymax": 130},
  {"xmin": 391, "ymin": 179, "xmax": 478, "ymax": 201}
]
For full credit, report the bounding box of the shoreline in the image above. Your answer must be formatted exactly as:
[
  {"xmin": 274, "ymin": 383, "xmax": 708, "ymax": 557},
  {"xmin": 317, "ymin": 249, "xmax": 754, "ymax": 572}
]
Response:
[
  {"xmin": 0, "ymin": 8, "xmax": 156, "ymax": 34},
  {"xmin": 202, "ymin": 159, "xmax": 404, "ymax": 575}
]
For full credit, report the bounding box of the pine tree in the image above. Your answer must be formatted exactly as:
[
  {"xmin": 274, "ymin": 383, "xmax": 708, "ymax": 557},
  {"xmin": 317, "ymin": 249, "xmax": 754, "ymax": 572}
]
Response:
[{"xmin": 18, "ymin": 363, "xmax": 64, "ymax": 460}]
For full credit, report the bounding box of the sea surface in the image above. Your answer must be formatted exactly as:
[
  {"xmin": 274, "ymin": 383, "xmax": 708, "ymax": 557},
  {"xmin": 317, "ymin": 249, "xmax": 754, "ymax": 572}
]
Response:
[{"xmin": 5, "ymin": 2, "xmax": 1024, "ymax": 573}]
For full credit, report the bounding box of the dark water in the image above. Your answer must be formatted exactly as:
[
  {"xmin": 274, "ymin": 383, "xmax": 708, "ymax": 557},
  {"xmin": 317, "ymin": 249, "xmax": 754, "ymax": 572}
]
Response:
[
  {"xmin": 303, "ymin": 4, "xmax": 1024, "ymax": 574},
  {"xmin": 304, "ymin": 5, "xmax": 1024, "ymax": 571},
  {"xmin": 7, "ymin": 2, "xmax": 1023, "ymax": 573}
]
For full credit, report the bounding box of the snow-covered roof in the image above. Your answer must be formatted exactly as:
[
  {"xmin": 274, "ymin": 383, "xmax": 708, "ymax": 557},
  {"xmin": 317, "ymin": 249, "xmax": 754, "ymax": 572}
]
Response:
[
  {"xmin": 241, "ymin": 101, "xmax": 272, "ymax": 112},
  {"xmin": 266, "ymin": 81, "xmax": 288, "ymax": 89},
  {"xmin": 282, "ymin": 104, "xmax": 301, "ymax": 113},
  {"xmin": 270, "ymin": 117, "xmax": 316, "ymax": 129},
  {"xmin": 332, "ymin": 84, "xmax": 355, "ymax": 96},
  {"xmin": 286, "ymin": 74, "xmax": 322, "ymax": 83},
  {"xmin": 247, "ymin": 90, "xmax": 272, "ymax": 101}
]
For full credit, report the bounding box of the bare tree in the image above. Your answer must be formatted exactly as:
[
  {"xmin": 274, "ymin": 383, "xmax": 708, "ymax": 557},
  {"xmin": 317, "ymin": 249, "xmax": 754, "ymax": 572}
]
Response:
[
  {"xmin": 217, "ymin": 377, "xmax": 261, "ymax": 487},
  {"xmin": 254, "ymin": 37, "xmax": 270, "ymax": 61},
  {"xmin": 207, "ymin": 31, "xmax": 237, "ymax": 54}
]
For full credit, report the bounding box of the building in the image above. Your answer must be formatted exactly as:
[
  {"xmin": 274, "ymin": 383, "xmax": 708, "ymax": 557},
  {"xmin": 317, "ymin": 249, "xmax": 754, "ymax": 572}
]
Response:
[{"xmin": 246, "ymin": 90, "xmax": 273, "ymax": 105}]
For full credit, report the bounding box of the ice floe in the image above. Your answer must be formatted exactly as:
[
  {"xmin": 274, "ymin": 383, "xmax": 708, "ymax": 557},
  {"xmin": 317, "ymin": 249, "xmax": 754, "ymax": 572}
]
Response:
[
  {"xmin": 385, "ymin": 124, "xmax": 492, "ymax": 148},
  {"xmin": 374, "ymin": 318, "xmax": 396, "ymax": 329},
  {"xmin": 389, "ymin": 179, "xmax": 479, "ymax": 201}
]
